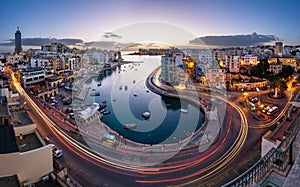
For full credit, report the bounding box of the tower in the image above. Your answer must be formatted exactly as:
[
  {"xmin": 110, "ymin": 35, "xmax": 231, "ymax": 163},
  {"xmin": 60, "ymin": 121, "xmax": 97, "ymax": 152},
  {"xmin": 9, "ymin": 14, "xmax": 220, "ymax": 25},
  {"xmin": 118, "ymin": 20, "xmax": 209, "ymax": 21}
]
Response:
[
  {"xmin": 275, "ymin": 42, "xmax": 283, "ymax": 56},
  {"xmin": 15, "ymin": 27, "xmax": 22, "ymax": 55}
]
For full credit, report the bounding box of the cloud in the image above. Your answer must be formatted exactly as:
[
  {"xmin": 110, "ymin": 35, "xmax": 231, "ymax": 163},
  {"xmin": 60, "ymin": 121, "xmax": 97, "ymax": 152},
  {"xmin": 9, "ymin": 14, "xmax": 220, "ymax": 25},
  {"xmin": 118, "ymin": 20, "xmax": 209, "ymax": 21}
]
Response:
[
  {"xmin": 190, "ymin": 32, "xmax": 279, "ymax": 47},
  {"xmin": 84, "ymin": 41, "xmax": 140, "ymax": 51},
  {"xmin": 0, "ymin": 37, "xmax": 84, "ymax": 46},
  {"xmin": 102, "ymin": 32, "xmax": 122, "ymax": 39}
]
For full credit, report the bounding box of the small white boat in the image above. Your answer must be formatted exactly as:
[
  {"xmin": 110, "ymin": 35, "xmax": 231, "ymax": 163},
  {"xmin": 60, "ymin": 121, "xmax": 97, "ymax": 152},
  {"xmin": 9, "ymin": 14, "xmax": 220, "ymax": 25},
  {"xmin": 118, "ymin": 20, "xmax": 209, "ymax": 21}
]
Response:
[
  {"xmin": 180, "ymin": 109, "xmax": 188, "ymax": 113},
  {"xmin": 123, "ymin": 123, "xmax": 136, "ymax": 129},
  {"xmin": 90, "ymin": 92, "xmax": 100, "ymax": 96},
  {"xmin": 142, "ymin": 112, "xmax": 151, "ymax": 119}
]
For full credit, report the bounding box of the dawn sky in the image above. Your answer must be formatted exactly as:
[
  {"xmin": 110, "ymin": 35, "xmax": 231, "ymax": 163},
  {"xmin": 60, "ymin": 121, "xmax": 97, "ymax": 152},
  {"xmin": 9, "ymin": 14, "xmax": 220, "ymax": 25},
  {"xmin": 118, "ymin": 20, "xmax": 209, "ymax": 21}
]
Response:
[{"xmin": 1, "ymin": 0, "xmax": 300, "ymax": 52}]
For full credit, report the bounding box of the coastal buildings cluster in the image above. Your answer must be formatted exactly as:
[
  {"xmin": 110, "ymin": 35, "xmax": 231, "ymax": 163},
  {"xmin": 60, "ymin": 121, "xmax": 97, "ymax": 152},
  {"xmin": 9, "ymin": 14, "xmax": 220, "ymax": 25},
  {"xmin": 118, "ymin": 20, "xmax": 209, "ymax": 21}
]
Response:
[{"xmin": 158, "ymin": 42, "xmax": 300, "ymax": 91}]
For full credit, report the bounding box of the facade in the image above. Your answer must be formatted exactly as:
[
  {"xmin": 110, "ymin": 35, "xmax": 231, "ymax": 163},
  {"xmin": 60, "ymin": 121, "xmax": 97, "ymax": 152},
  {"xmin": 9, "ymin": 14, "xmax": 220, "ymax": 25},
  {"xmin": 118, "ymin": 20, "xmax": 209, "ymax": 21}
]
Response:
[
  {"xmin": 14, "ymin": 27, "xmax": 22, "ymax": 55},
  {"xmin": 199, "ymin": 49, "xmax": 213, "ymax": 69},
  {"xmin": 6, "ymin": 54, "xmax": 24, "ymax": 65},
  {"xmin": 229, "ymin": 56, "xmax": 240, "ymax": 73},
  {"xmin": 160, "ymin": 53, "xmax": 177, "ymax": 84},
  {"xmin": 20, "ymin": 68, "xmax": 45, "ymax": 88},
  {"xmin": 269, "ymin": 57, "xmax": 297, "ymax": 69},
  {"xmin": 160, "ymin": 52, "xmax": 186, "ymax": 85},
  {"xmin": 213, "ymin": 50, "xmax": 225, "ymax": 61},
  {"xmin": 30, "ymin": 58, "xmax": 49, "ymax": 68},
  {"xmin": 275, "ymin": 42, "xmax": 283, "ymax": 56},
  {"xmin": 205, "ymin": 68, "xmax": 226, "ymax": 88},
  {"xmin": 241, "ymin": 55, "xmax": 258, "ymax": 66},
  {"xmin": 268, "ymin": 62, "xmax": 282, "ymax": 75},
  {"xmin": 65, "ymin": 56, "xmax": 81, "ymax": 71}
]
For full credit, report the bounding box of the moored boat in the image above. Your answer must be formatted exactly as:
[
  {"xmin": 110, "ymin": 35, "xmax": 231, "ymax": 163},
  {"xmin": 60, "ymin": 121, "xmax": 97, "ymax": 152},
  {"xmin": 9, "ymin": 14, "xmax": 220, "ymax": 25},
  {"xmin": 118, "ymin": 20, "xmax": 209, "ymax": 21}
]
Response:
[{"xmin": 123, "ymin": 123, "xmax": 136, "ymax": 129}]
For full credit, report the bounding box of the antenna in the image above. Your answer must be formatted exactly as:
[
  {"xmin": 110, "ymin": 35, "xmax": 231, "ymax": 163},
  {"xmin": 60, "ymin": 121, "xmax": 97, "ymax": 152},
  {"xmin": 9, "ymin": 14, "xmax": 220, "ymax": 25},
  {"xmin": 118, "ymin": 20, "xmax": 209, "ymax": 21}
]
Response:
[{"xmin": 17, "ymin": 26, "xmax": 19, "ymax": 31}]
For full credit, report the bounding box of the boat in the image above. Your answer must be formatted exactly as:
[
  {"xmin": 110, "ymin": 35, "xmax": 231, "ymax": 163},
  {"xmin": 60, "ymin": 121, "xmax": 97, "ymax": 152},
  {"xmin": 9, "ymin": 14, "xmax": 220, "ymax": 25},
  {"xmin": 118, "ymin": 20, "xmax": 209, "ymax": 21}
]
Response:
[
  {"xmin": 97, "ymin": 103, "xmax": 106, "ymax": 110},
  {"xmin": 180, "ymin": 109, "xmax": 188, "ymax": 113},
  {"xmin": 123, "ymin": 123, "xmax": 136, "ymax": 129},
  {"xmin": 98, "ymin": 82, "xmax": 102, "ymax": 86},
  {"xmin": 119, "ymin": 86, "xmax": 122, "ymax": 90},
  {"xmin": 133, "ymin": 93, "xmax": 137, "ymax": 97},
  {"xmin": 92, "ymin": 88, "xmax": 96, "ymax": 91},
  {"xmin": 133, "ymin": 80, "xmax": 136, "ymax": 84},
  {"xmin": 125, "ymin": 86, "xmax": 128, "ymax": 91},
  {"xmin": 141, "ymin": 112, "xmax": 151, "ymax": 119},
  {"xmin": 103, "ymin": 110, "xmax": 110, "ymax": 115},
  {"xmin": 102, "ymin": 100, "xmax": 107, "ymax": 104},
  {"xmin": 100, "ymin": 109, "xmax": 106, "ymax": 113},
  {"xmin": 90, "ymin": 92, "xmax": 100, "ymax": 96}
]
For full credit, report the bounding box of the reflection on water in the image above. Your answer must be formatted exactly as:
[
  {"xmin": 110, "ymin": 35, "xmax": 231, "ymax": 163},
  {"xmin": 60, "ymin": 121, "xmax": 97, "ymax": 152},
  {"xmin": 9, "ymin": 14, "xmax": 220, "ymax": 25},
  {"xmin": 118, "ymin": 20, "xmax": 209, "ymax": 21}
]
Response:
[{"xmin": 83, "ymin": 55, "xmax": 204, "ymax": 144}]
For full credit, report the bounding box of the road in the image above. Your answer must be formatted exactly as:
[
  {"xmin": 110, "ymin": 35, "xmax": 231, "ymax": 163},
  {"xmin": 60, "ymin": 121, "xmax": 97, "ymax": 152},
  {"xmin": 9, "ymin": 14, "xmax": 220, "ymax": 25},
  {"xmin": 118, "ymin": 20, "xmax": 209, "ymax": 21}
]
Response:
[{"xmin": 11, "ymin": 68, "xmax": 292, "ymax": 187}]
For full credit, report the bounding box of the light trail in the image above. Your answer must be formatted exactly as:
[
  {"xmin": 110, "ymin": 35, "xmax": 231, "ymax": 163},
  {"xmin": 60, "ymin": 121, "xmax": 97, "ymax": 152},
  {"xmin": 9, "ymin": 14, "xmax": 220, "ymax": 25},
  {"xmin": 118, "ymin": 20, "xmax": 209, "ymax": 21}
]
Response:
[{"xmin": 12, "ymin": 70, "xmax": 248, "ymax": 186}]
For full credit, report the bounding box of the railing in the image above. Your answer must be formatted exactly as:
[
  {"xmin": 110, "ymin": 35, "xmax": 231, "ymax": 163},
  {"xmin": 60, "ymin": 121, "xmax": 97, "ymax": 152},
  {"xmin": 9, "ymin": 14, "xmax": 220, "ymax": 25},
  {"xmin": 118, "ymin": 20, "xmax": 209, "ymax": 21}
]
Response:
[{"xmin": 222, "ymin": 112, "xmax": 300, "ymax": 187}]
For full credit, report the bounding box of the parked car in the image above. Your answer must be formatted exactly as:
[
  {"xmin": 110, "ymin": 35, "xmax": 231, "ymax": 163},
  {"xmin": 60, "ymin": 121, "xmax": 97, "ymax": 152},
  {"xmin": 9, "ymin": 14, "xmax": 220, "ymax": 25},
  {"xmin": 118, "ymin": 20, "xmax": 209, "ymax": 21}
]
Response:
[
  {"xmin": 267, "ymin": 106, "xmax": 279, "ymax": 116},
  {"xmin": 52, "ymin": 146, "xmax": 63, "ymax": 158},
  {"xmin": 262, "ymin": 105, "xmax": 271, "ymax": 113},
  {"xmin": 69, "ymin": 113, "xmax": 75, "ymax": 119}
]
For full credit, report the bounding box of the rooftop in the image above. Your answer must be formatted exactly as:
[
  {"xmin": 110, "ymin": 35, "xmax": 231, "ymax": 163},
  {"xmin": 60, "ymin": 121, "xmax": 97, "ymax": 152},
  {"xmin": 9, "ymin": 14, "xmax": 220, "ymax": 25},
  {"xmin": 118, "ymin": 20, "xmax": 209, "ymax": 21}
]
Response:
[
  {"xmin": 0, "ymin": 125, "xmax": 19, "ymax": 154},
  {"xmin": 20, "ymin": 67, "xmax": 44, "ymax": 73},
  {"xmin": 0, "ymin": 175, "xmax": 20, "ymax": 187},
  {"xmin": 16, "ymin": 132, "xmax": 43, "ymax": 152},
  {"xmin": 0, "ymin": 96, "xmax": 10, "ymax": 117},
  {"xmin": 11, "ymin": 110, "xmax": 33, "ymax": 127},
  {"xmin": 45, "ymin": 76, "xmax": 61, "ymax": 82}
]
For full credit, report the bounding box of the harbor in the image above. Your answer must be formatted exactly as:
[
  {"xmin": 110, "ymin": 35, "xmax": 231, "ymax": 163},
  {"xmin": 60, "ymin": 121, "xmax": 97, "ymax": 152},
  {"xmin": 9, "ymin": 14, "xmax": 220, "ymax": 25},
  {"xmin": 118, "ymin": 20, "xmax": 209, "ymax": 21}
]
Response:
[{"xmin": 72, "ymin": 54, "xmax": 205, "ymax": 144}]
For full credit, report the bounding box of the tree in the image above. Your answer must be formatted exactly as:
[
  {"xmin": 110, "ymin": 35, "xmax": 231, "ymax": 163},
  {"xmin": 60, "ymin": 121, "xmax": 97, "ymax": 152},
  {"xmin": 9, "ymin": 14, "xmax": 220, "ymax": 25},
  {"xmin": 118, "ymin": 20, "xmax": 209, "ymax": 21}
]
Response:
[
  {"xmin": 269, "ymin": 76, "xmax": 287, "ymax": 98},
  {"xmin": 280, "ymin": 65, "xmax": 294, "ymax": 79},
  {"xmin": 251, "ymin": 59, "xmax": 269, "ymax": 77}
]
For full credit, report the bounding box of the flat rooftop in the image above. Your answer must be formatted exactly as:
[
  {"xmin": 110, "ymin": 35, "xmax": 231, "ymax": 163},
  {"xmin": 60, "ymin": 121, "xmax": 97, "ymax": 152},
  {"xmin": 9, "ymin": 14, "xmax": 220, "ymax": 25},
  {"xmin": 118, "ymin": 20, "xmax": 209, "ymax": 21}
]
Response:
[
  {"xmin": 11, "ymin": 110, "xmax": 33, "ymax": 127},
  {"xmin": 0, "ymin": 125, "xmax": 19, "ymax": 154},
  {"xmin": 0, "ymin": 175, "xmax": 20, "ymax": 187},
  {"xmin": 0, "ymin": 96, "xmax": 10, "ymax": 117},
  {"xmin": 16, "ymin": 132, "xmax": 43, "ymax": 152}
]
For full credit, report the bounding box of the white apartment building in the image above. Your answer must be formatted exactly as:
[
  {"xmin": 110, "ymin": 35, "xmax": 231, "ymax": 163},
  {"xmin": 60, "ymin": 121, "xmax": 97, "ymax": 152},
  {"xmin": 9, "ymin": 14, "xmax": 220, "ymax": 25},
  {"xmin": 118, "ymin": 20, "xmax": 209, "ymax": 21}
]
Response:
[
  {"xmin": 6, "ymin": 54, "xmax": 24, "ymax": 65},
  {"xmin": 241, "ymin": 55, "xmax": 258, "ymax": 66},
  {"xmin": 205, "ymin": 68, "xmax": 226, "ymax": 88},
  {"xmin": 20, "ymin": 68, "xmax": 45, "ymax": 88},
  {"xmin": 213, "ymin": 50, "xmax": 225, "ymax": 61},
  {"xmin": 160, "ymin": 54, "xmax": 177, "ymax": 84},
  {"xmin": 30, "ymin": 58, "xmax": 49, "ymax": 68},
  {"xmin": 160, "ymin": 52, "xmax": 186, "ymax": 85},
  {"xmin": 199, "ymin": 49, "xmax": 213, "ymax": 69},
  {"xmin": 268, "ymin": 62, "xmax": 282, "ymax": 75},
  {"xmin": 229, "ymin": 56, "xmax": 240, "ymax": 73}
]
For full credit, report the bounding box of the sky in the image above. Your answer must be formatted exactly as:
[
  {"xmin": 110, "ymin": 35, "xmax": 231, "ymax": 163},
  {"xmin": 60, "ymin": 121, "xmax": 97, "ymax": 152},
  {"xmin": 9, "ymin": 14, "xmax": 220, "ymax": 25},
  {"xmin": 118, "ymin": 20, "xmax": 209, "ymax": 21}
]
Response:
[{"xmin": 1, "ymin": 0, "xmax": 300, "ymax": 52}]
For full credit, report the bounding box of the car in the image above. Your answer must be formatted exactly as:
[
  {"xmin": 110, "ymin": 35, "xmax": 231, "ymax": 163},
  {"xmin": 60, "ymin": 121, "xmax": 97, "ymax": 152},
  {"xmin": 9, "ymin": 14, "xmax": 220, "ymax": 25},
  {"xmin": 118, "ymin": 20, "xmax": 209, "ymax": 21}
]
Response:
[
  {"xmin": 267, "ymin": 106, "xmax": 279, "ymax": 116},
  {"xmin": 69, "ymin": 113, "xmax": 75, "ymax": 119},
  {"xmin": 52, "ymin": 146, "xmax": 63, "ymax": 158},
  {"xmin": 50, "ymin": 102, "xmax": 56, "ymax": 106},
  {"xmin": 291, "ymin": 106, "xmax": 299, "ymax": 112},
  {"xmin": 262, "ymin": 105, "xmax": 271, "ymax": 113}
]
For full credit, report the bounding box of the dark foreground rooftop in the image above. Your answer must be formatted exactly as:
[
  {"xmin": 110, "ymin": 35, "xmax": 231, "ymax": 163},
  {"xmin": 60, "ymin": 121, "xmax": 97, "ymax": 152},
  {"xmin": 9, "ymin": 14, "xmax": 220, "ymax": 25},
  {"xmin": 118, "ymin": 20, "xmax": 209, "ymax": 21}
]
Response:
[
  {"xmin": 0, "ymin": 125, "xmax": 19, "ymax": 154},
  {"xmin": 0, "ymin": 175, "xmax": 20, "ymax": 187}
]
